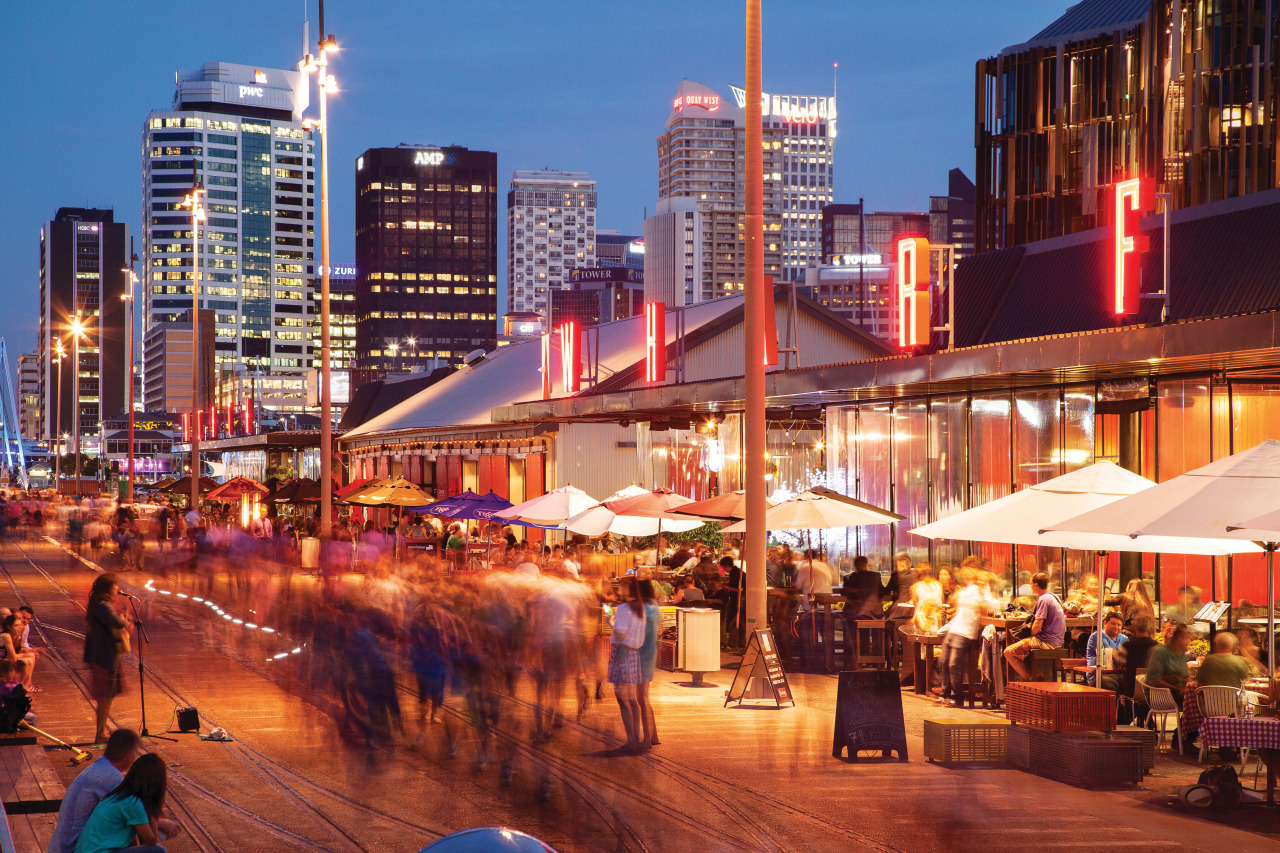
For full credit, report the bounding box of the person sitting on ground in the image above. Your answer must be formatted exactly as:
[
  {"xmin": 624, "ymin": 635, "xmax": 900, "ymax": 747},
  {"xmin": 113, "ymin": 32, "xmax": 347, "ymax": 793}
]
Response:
[
  {"xmin": 0, "ymin": 660, "xmax": 35, "ymax": 727},
  {"xmin": 1086, "ymin": 610, "xmax": 1128, "ymax": 689},
  {"xmin": 1197, "ymin": 631, "xmax": 1251, "ymax": 689},
  {"xmin": 1003, "ymin": 572, "xmax": 1066, "ymax": 681},
  {"xmin": 47, "ymin": 728, "xmax": 142, "ymax": 853},
  {"xmin": 0, "ymin": 614, "xmax": 37, "ymax": 693},
  {"xmin": 16, "ymin": 605, "xmax": 42, "ymax": 691},
  {"xmin": 1146, "ymin": 622, "xmax": 1192, "ymax": 706},
  {"xmin": 672, "ymin": 574, "xmax": 704, "ymax": 605},
  {"xmin": 73, "ymin": 752, "xmax": 178, "ymax": 853}
]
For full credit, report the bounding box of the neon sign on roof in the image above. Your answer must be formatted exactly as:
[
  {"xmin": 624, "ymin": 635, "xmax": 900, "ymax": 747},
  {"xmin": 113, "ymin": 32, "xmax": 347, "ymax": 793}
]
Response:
[{"xmin": 673, "ymin": 93, "xmax": 720, "ymax": 112}]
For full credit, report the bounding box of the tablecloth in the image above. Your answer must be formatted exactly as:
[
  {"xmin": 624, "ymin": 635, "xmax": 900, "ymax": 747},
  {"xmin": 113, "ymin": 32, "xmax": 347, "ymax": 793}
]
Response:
[{"xmin": 1198, "ymin": 716, "xmax": 1280, "ymax": 750}]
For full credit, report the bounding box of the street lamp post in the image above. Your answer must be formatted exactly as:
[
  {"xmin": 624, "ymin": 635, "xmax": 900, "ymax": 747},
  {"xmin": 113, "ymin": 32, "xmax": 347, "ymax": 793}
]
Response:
[
  {"xmin": 52, "ymin": 340, "xmax": 65, "ymax": 490},
  {"xmin": 388, "ymin": 342, "xmax": 399, "ymax": 369},
  {"xmin": 122, "ymin": 254, "xmax": 138, "ymax": 504},
  {"xmin": 69, "ymin": 312, "xmax": 89, "ymax": 498},
  {"xmin": 181, "ymin": 174, "xmax": 206, "ymax": 514},
  {"xmin": 303, "ymin": 15, "xmax": 339, "ymax": 539},
  {"xmin": 406, "ymin": 337, "xmax": 417, "ymax": 368}
]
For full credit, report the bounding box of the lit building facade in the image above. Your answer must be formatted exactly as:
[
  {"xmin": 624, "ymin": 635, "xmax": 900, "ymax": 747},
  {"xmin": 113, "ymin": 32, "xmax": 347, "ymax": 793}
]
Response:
[
  {"xmin": 976, "ymin": 0, "xmax": 1280, "ymax": 252},
  {"xmin": 507, "ymin": 170, "xmax": 596, "ymax": 316},
  {"xmin": 142, "ymin": 308, "xmax": 215, "ymax": 416},
  {"xmin": 38, "ymin": 208, "xmax": 129, "ymax": 445},
  {"xmin": 312, "ymin": 263, "xmax": 356, "ymax": 370},
  {"xmin": 17, "ymin": 353, "xmax": 40, "ymax": 440},
  {"xmin": 594, "ymin": 231, "xmax": 644, "ymax": 272},
  {"xmin": 730, "ymin": 84, "xmax": 836, "ymax": 280},
  {"xmin": 143, "ymin": 61, "xmax": 315, "ymax": 413},
  {"xmin": 354, "ymin": 145, "xmax": 498, "ymax": 371},
  {"xmin": 648, "ymin": 80, "xmax": 784, "ymax": 306}
]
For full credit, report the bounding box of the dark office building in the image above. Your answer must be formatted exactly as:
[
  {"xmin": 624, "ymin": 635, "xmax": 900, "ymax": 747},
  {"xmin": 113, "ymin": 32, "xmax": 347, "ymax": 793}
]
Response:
[
  {"xmin": 820, "ymin": 204, "xmax": 929, "ymax": 264},
  {"xmin": 929, "ymin": 169, "xmax": 976, "ymax": 260},
  {"xmin": 38, "ymin": 208, "xmax": 129, "ymax": 443},
  {"xmin": 354, "ymin": 146, "xmax": 498, "ymax": 370},
  {"xmin": 594, "ymin": 231, "xmax": 645, "ymax": 273},
  {"xmin": 976, "ymin": 0, "xmax": 1280, "ymax": 252}
]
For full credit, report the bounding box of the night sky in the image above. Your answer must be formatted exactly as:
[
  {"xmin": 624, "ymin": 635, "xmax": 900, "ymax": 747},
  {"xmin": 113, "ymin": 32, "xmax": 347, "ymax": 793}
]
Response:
[{"xmin": 0, "ymin": 0, "xmax": 1062, "ymax": 360}]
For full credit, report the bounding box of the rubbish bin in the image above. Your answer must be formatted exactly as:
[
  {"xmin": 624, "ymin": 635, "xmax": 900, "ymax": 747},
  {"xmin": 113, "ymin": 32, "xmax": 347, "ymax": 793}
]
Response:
[
  {"xmin": 677, "ymin": 607, "xmax": 721, "ymax": 685},
  {"xmin": 300, "ymin": 536, "xmax": 320, "ymax": 573}
]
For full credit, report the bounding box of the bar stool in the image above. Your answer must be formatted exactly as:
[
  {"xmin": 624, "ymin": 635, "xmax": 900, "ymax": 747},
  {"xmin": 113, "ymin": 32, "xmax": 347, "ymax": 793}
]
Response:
[{"xmin": 847, "ymin": 619, "xmax": 889, "ymax": 670}]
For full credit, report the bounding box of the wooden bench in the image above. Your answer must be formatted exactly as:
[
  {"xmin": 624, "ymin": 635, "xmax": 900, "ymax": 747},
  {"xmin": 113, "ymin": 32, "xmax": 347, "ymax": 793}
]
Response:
[
  {"xmin": 1, "ymin": 809, "xmax": 57, "ymax": 853},
  {"xmin": 0, "ymin": 734, "xmax": 36, "ymax": 749},
  {"xmin": 0, "ymin": 746, "xmax": 65, "ymax": 814}
]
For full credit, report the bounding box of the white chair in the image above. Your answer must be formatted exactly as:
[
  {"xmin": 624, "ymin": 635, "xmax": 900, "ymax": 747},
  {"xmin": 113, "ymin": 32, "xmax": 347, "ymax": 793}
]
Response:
[
  {"xmin": 1196, "ymin": 685, "xmax": 1243, "ymax": 763},
  {"xmin": 1241, "ymin": 691, "xmax": 1269, "ymax": 786},
  {"xmin": 1139, "ymin": 676, "xmax": 1182, "ymax": 754}
]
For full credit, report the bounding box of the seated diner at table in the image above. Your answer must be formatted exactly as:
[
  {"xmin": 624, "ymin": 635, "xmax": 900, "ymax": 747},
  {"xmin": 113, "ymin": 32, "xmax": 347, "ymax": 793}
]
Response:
[
  {"xmin": 1146, "ymin": 622, "xmax": 1192, "ymax": 705},
  {"xmin": 1085, "ymin": 610, "xmax": 1127, "ymax": 689},
  {"xmin": 1003, "ymin": 572, "xmax": 1065, "ymax": 681},
  {"xmin": 1197, "ymin": 631, "xmax": 1251, "ymax": 689}
]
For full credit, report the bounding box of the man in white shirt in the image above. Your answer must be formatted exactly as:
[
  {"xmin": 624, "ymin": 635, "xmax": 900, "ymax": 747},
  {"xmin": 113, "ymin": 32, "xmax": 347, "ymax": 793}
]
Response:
[
  {"xmin": 936, "ymin": 564, "xmax": 999, "ymax": 706},
  {"xmin": 794, "ymin": 549, "xmax": 834, "ymax": 612},
  {"xmin": 183, "ymin": 507, "xmax": 201, "ymax": 532}
]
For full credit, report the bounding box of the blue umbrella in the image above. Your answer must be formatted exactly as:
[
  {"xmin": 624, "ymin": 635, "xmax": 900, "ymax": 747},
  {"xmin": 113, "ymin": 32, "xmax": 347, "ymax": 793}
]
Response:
[{"xmin": 410, "ymin": 491, "xmax": 555, "ymax": 529}]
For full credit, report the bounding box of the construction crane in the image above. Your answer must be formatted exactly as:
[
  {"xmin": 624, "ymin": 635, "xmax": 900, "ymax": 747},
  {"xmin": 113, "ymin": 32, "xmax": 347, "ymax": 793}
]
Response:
[{"xmin": 0, "ymin": 340, "xmax": 29, "ymax": 489}]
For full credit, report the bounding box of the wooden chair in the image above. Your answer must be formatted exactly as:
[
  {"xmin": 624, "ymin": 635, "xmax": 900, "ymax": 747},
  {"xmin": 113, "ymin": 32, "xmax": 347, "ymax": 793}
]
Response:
[
  {"xmin": 1059, "ymin": 657, "xmax": 1086, "ymax": 683},
  {"xmin": 1024, "ymin": 647, "xmax": 1070, "ymax": 682}
]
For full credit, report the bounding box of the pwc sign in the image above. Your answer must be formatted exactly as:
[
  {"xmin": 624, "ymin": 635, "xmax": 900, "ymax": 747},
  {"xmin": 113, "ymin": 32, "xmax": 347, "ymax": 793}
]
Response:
[
  {"xmin": 1114, "ymin": 178, "xmax": 1153, "ymax": 315},
  {"xmin": 897, "ymin": 237, "xmax": 931, "ymax": 349}
]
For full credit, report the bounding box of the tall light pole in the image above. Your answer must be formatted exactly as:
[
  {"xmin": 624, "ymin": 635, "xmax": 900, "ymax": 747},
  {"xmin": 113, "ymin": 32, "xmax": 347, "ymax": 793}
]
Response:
[
  {"xmin": 69, "ymin": 312, "xmax": 89, "ymax": 498},
  {"xmin": 121, "ymin": 253, "xmax": 138, "ymax": 503},
  {"xmin": 52, "ymin": 339, "xmax": 65, "ymax": 490},
  {"xmin": 406, "ymin": 337, "xmax": 417, "ymax": 368},
  {"xmin": 388, "ymin": 342, "xmax": 399, "ymax": 369},
  {"xmin": 181, "ymin": 172, "xmax": 206, "ymax": 513},
  {"xmin": 744, "ymin": 0, "xmax": 768, "ymax": 632},
  {"xmin": 303, "ymin": 12, "xmax": 339, "ymax": 539}
]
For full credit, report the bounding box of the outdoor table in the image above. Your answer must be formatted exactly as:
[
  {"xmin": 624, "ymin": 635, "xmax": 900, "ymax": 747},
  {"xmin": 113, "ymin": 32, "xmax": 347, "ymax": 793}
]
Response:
[
  {"xmin": 1068, "ymin": 665, "xmax": 1119, "ymax": 685},
  {"xmin": 1197, "ymin": 716, "xmax": 1280, "ymax": 805},
  {"xmin": 902, "ymin": 629, "xmax": 943, "ymax": 695}
]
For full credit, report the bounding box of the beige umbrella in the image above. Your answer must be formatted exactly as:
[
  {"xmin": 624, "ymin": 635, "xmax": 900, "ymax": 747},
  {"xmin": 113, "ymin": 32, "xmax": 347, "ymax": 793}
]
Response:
[
  {"xmin": 674, "ymin": 489, "xmax": 777, "ymax": 520},
  {"xmin": 343, "ymin": 477, "xmax": 432, "ymax": 507},
  {"xmin": 495, "ymin": 485, "xmax": 598, "ymax": 525},
  {"xmin": 1046, "ymin": 440, "xmax": 1279, "ymax": 678},
  {"xmin": 566, "ymin": 485, "xmax": 705, "ymax": 537},
  {"xmin": 722, "ymin": 489, "xmax": 902, "ymax": 534}
]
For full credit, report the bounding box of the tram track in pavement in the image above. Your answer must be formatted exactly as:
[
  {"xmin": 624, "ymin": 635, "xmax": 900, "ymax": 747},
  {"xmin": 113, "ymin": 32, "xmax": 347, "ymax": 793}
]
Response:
[{"xmin": 0, "ymin": 540, "xmax": 453, "ymax": 853}]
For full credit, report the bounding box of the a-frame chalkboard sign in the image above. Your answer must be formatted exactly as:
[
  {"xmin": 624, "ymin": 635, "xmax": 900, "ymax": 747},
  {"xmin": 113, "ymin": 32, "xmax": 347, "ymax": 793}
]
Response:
[
  {"xmin": 724, "ymin": 628, "xmax": 795, "ymax": 708},
  {"xmin": 832, "ymin": 670, "xmax": 908, "ymax": 762}
]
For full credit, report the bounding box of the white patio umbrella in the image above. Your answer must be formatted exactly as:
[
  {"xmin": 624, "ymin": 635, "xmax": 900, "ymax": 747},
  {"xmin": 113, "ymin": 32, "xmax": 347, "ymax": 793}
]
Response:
[
  {"xmin": 1045, "ymin": 441, "xmax": 1280, "ymax": 677},
  {"xmin": 912, "ymin": 460, "xmax": 1255, "ymax": 665},
  {"xmin": 721, "ymin": 488, "xmax": 902, "ymax": 555},
  {"xmin": 494, "ymin": 484, "xmax": 598, "ymax": 526},
  {"xmin": 565, "ymin": 485, "xmax": 705, "ymax": 537}
]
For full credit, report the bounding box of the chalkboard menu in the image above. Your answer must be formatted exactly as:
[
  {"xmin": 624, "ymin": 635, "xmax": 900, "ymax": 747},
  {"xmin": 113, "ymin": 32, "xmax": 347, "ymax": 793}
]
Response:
[
  {"xmin": 724, "ymin": 629, "xmax": 794, "ymax": 708},
  {"xmin": 832, "ymin": 670, "xmax": 908, "ymax": 762}
]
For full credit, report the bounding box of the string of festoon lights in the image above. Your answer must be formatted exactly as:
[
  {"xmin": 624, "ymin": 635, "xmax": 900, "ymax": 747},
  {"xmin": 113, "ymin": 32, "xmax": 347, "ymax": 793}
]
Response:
[{"xmin": 141, "ymin": 578, "xmax": 304, "ymax": 662}]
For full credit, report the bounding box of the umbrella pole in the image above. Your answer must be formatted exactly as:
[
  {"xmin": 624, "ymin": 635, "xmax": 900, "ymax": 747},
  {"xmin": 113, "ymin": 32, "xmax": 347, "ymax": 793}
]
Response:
[
  {"xmin": 1096, "ymin": 551, "xmax": 1108, "ymax": 680},
  {"xmin": 1268, "ymin": 543, "xmax": 1276, "ymax": 681}
]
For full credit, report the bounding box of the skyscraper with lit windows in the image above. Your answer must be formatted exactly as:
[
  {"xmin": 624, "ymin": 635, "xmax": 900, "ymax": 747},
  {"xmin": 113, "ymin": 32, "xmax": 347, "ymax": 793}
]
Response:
[
  {"xmin": 354, "ymin": 145, "xmax": 498, "ymax": 371},
  {"xmin": 507, "ymin": 170, "xmax": 596, "ymax": 316},
  {"xmin": 142, "ymin": 61, "xmax": 315, "ymax": 414}
]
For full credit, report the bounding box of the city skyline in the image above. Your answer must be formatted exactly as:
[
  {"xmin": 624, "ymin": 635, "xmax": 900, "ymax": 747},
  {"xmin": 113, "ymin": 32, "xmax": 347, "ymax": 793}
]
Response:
[{"xmin": 0, "ymin": 0, "xmax": 1062, "ymax": 359}]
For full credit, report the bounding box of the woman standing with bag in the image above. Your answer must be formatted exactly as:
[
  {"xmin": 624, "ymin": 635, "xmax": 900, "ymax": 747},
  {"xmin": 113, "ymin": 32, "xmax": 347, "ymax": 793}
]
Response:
[{"xmin": 84, "ymin": 574, "xmax": 130, "ymax": 745}]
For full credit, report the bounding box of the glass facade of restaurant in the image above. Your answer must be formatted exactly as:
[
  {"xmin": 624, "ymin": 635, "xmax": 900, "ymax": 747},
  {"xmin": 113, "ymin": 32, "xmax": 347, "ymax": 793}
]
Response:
[{"xmin": 825, "ymin": 377, "xmax": 1280, "ymax": 613}]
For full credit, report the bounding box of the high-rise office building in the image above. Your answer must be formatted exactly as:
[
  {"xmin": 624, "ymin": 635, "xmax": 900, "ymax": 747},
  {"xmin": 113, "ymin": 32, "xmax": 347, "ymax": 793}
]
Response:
[
  {"xmin": 507, "ymin": 170, "xmax": 596, "ymax": 316},
  {"xmin": 38, "ymin": 208, "xmax": 129, "ymax": 446},
  {"xmin": 821, "ymin": 204, "xmax": 930, "ymax": 263},
  {"xmin": 976, "ymin": 1, "xmax": 1280, "ymax": 251},
  {"xmin": 17, "ymin": 353, "xmax": 40, "ymax": 440},
  {"xmin": 312, "ymin": 263, "xmax": 356, "ymax": 370},
  {"xmin": 730, "ymin": 84, "xmax": 836, "ymax": 280},
  {"xmin": 929, "ymin": 169, "xmax": 976, "ymax": 260},
  {"xmin": 143, "ymin": 61, "xmax": 315, "ymax": 414},
  {"xmin": 354, "ymin": 145, "xmax": 498, "ymax": 371},
  {"xmin": 647, "ymin": 80, "xmax": 785, "ymax": 306},
  {"xmin": 143, "ymin": 308, "xmax": 215, "ymax": 416}
]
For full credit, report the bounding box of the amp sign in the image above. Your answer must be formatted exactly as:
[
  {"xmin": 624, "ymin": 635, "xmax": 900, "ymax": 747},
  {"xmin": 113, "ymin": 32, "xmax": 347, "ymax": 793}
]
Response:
[{"xmin": 414, "ymin": 151, "xmax": 444, "ymax": 166}]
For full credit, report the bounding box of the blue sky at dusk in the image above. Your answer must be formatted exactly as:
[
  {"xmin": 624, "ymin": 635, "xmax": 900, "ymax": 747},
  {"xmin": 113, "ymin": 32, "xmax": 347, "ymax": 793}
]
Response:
[{"xmin": 0, "ymin": 0, "xmax": 1063, "ymax": 359}]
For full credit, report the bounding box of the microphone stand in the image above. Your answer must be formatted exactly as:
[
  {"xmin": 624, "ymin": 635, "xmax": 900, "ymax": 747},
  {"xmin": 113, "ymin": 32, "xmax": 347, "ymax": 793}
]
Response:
[{"xmin": 124, "ymin": 596, "xmax": 175, "ymax": 742}]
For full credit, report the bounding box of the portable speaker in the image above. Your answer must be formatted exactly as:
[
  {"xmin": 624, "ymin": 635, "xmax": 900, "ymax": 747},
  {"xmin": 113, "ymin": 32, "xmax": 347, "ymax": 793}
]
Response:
[{"xmin": 177, "ymin": 707, "xmax": 200, "ymax": 733}]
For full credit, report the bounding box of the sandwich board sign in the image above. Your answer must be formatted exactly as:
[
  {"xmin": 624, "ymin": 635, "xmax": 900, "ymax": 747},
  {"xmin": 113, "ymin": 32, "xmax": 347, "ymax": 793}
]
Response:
[{"xmin": 724, "ymin": 628, "xmax": 794, "ymax": 708}]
